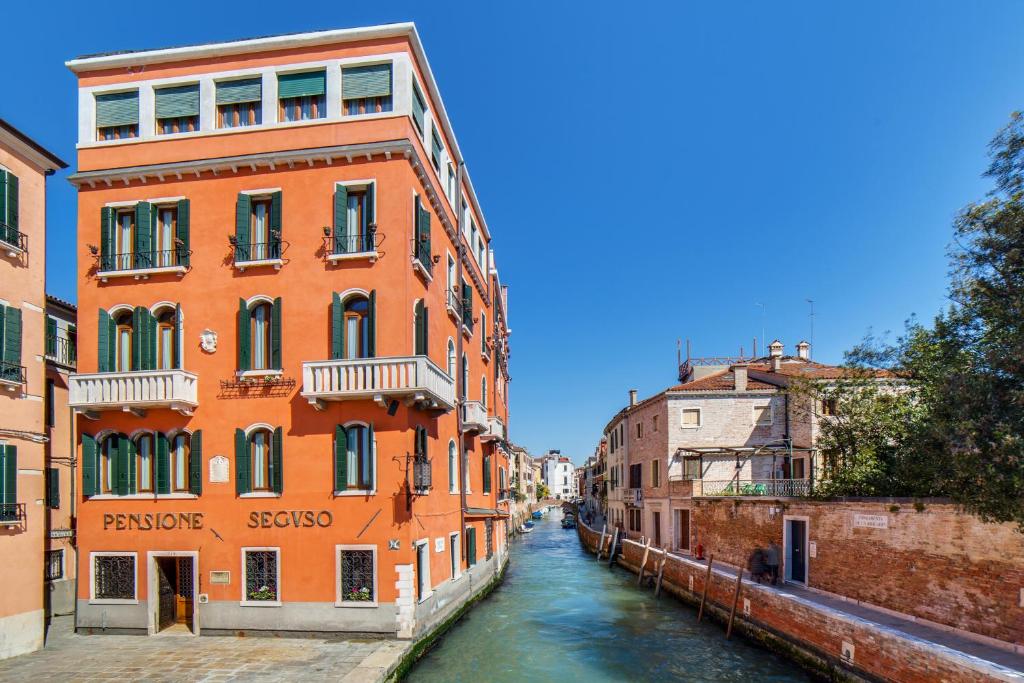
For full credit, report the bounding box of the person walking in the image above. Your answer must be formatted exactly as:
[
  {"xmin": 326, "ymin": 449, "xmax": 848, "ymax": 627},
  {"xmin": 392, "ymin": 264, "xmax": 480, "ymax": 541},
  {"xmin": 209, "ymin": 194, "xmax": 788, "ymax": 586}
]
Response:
[
  {"xmin": 747, "ymin": 547, "xmax": 766, "ymax": 583},
  {"xmin": 765, "ymin": 540, "xmax": 781, "ymax": 585}
]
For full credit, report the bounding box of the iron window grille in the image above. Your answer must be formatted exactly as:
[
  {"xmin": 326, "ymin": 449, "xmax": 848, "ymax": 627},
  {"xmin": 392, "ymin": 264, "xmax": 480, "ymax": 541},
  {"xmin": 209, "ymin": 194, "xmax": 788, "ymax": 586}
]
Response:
[
  {"xmin": 413, "ymin": 454, "xmax": 432, "ymax": 490},
  {"xmin": 0, "ymin": 222, "xmax": 26, "ymax": 252},
  {"xmin": 45, "ymin": 550, "xmax": 63, "ymax": 581},
  {"xmin": 340, "ymin": 550, "xmax": 374, "ymax": 602},
  {"xmin": 94, "ymin": 555, "xmax": 135, "ymax": 599},
  {"xmin": 245, "ymin": 550, "xmax": 278, "ymax": 601}
]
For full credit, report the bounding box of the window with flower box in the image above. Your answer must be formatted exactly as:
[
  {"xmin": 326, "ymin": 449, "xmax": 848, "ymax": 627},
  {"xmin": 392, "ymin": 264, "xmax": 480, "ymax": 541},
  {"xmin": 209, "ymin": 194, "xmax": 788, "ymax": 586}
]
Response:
[
  {"xmin": 242, "ymin": 548, "xmax": 279, "ymax": 605},
  {"xmin": 337, "ymin": 546, "xmax": 376, "ymax": 605}
]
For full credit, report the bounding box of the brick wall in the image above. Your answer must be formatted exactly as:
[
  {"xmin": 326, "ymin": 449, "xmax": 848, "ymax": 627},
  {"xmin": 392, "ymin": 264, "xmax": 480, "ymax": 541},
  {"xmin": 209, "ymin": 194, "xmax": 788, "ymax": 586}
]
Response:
[{"xmin": 691, "ymin": 498, "xmax": 1024, "ymax": 645}]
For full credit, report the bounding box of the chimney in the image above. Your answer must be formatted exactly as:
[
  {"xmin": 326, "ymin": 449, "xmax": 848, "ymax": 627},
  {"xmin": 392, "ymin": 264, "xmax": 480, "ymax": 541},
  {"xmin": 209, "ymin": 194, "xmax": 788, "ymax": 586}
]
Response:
[
  {"xmin": 796, "ymin": 340, "xmax": 810, "ymax": 360},
  {"xmin": 629, "ymin": 389, "xmax": 638, "ymax": 407},
  {"xmin": 768, "ymin": 340, "xmax": 784, "ymax": 358},
  {"xmin": 732, "ymin": 364, "xmax": 748, "ymax": 391}
]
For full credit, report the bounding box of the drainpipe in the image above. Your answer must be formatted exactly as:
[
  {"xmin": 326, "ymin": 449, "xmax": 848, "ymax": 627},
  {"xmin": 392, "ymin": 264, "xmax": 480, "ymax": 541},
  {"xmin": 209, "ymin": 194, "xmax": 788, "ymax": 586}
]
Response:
[
  {"xmin": 455, "ymin": 161, "xmax": 467, "ymax": 563},
  {"xmin": 69, "ymin": 399, "xmax": 77, "ymax": 629}
]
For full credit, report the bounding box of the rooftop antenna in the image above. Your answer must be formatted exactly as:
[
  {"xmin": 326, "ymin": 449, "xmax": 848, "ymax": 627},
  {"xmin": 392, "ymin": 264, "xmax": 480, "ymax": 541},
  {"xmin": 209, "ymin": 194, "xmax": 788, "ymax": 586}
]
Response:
[
  {"xmin": 753, "ymin": 337, "xmax": 758, "ymax": 358},
  {"xmin": 677, "ymin": 338, "xmax": 681, "ymax": 369},
  {"xmin": 806, "ymin": 299, "xmax": 815, "ymax": 358},
  {"xmin": 755, "ymin": 302, "xmax": 766, "ymax": 357}
]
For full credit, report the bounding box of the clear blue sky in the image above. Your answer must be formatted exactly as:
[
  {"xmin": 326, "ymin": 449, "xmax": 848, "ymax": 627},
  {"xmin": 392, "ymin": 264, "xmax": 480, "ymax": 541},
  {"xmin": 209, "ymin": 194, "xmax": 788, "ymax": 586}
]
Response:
[{"xmin": 8, "ymin": 1, "xmax": 1022, "ymax": 463}]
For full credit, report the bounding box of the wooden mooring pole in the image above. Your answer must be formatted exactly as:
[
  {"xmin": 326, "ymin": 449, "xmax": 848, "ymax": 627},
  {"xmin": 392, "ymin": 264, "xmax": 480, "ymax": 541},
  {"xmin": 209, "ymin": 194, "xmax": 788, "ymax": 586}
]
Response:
[
  {"xmin": 607, "ymin": 528, "xmax": 620, "ymax": 568},
  {"xmin": 637, "ymin": 539, "xmax": 652, "ymax": 586},
  {"xmin": 696, "ymin": 555, "xmax": 714, "ymax": 622},
  {"xmin": 726, "ymin": 569, "xmax": 743, "ymax": 640},
  {"xmin": 654, "ymin": 553, "xmax": 667, "ymax": 598}
]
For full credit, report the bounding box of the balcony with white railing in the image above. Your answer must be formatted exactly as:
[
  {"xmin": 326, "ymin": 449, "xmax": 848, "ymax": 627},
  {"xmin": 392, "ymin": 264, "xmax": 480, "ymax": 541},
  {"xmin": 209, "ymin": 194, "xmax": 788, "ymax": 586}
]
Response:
[
  {"xmin": 302, "ymin": 355, "xmax": 455, "ymax": 412},
  {"xmin": 461, "ymin": 400, "xmax": 488, "ymax": 433},
  {"xmin": 69, "ymin": 369, "xmax": 198, "ymax": 417},
  {"xmin": 480, "ymin": 415, "xmax": 506, "ymax": 443}
]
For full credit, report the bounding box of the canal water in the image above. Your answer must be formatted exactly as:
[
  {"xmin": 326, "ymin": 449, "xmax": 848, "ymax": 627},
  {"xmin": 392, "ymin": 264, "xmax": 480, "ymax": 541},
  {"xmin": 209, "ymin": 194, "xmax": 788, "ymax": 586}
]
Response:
[{"xmin": 408, "ymin": 508, "xmax": 810, "ymax": 682}]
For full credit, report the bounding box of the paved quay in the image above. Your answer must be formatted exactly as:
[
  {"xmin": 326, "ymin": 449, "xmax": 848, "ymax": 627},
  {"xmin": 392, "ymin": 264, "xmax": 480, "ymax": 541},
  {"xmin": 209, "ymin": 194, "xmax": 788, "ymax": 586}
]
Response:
[{"xmin": 0, "ymin": 617, "xmax": 412, "ymax": 682}]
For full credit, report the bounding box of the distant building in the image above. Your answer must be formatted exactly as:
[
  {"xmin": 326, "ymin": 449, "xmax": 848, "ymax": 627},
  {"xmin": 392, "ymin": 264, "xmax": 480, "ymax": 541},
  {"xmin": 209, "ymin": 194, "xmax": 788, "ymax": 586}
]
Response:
[{"xmin": 538, "ymin": 451, "xmax": 574, "ymax": 500}]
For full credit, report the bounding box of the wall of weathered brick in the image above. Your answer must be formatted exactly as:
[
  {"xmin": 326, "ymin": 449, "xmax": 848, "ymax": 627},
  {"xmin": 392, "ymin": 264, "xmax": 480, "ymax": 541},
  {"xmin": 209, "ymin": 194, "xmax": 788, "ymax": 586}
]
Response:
[{"xmin": 691, "ymin": 498, "xmax": 1024, "ymax": 645}]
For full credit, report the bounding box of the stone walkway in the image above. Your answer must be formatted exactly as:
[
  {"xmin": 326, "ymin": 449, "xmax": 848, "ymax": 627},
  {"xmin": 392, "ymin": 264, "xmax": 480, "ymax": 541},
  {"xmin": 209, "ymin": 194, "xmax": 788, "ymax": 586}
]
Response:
[{"xmin": 0, "ymin": 617, "xmax": 411, "ymax": 682}]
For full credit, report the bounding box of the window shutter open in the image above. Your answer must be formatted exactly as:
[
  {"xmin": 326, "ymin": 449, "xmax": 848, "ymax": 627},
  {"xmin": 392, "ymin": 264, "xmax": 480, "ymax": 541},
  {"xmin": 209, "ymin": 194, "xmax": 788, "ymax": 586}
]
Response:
[
  {"xmin": 235, "ymin": 428, "xmax": 250, "ymax": 495},
  {"xmin": 155, "ymin": 84, "xmax": 199, "ymax": 119},
  {"xmin": 334, "ymin": 425, "xmax": 347, "ymax": 492},
  {"xmin": 100, "ymin": 207, "xmax": 115, "ymax": 269},
  {"xmin": 272, "ymin": 427, "xmax": 283, "ymax": 494},
  {"xmin": 155, "ymin": 432, "xmax": 170, "ymax": 494},
  {"xmin": 368, "ymin": 422, "xmax": 375, "ymax": 487},
  {"xmin": 97, "ymin": 309, "xmax": 111, "ymax": 372},
  {"xmin": 365, "ymin": 182, "xmax": 375, "ymax": 227},
  {"xmin": 414, "ymin": 300, "xmax": 426, "ymax": 355},
  {"xmin": 46, "ymin": 316, "xmax": 56, "ymax": 356},
  {"xmin": 411, "ymin": 81, "xmax": 425, "ymax": 132},
  {"xmin": 237, "ymin": 299, "xmax": 250, "ymax": 371},
  {"xmin": 5, "ymin": 173, "xmax": 17, "ymax": 229},
  {"xmin": 271, "ymin": 297, "xmax": 282, "ymax": 370},
  {"xmin": 270, "ymin": 191, "xmax": 282, "ymax": 248},
  {"xmin": 173, "ymin": 303, "xmax": 182, "ymax": 369},
  {"xmin": 176, "ymin": 199, "xmax": 190, "ymax": 267},
  {"xmin": 277, "ymin": 71, "xmax": 326, "ymax": 99},
  {"xmin": 96, "ymin": 91, "xmax": 139, "ymax": 128},
  {"xmin": 331, "ymin": 292, "xmax": 344, "ymax": 360},
  {"xmin": 235, "ymin": 193, "xmax": 251, "ymax": 258},
  {"xmin": 116, "ymin": 435, "xmax": 131, "ymax": 496},
  {"xmin": 81, "ymin": 435, "xmax": 97, "ymax": 496},
  {"xmin": 367, "ymin": 290, "xmax": 376, "ymax": 358},
  {"xmin": 483, "ymin": 455, "xmax": 491, "ymax": 493},
  {"xmin": 189, "ymin": 430, "xmax": 203, "ymax": 495},
  {"xmin": 342, "ymin": 64, "xmax": 392, "ymax": 100},
  {"xmin": 217, "ymin": 78, "xmax": 261, "ymax": 105},
  {"xmin": 333, "ymin": 185, "xmax": 348, "ymax": 253},
  {"xmin": 3, "ymin": 306, "xmax": 21, "ymax": 370},
  {"xmin": 0, "ymin": 171, "xmax": 6, "ymax": 227},
  {"xmin": 134, "ymin": 202, "xmax": 153, "ymax": 268}
]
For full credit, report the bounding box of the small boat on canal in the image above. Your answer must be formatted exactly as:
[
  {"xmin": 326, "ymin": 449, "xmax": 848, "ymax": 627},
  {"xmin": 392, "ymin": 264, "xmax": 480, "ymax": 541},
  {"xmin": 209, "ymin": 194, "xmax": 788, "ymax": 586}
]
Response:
[
  {"xmin": 532, "ymin": 510, "xmax": 543, "ymax": 520},
  {"xmin": 561, "ymin": 515, "xmax": 576, "ymax": 529}
]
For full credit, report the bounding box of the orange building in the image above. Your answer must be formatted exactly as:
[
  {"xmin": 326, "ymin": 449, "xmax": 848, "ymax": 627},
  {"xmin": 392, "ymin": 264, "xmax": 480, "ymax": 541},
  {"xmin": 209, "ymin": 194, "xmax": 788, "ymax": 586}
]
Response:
[
  {"xmin": 0, "ymin": 119, "xmax": 68, "ymax": 658},
  {"xmin": 66, "ymin": 23, "xmax": 511, "ymax": 638}
]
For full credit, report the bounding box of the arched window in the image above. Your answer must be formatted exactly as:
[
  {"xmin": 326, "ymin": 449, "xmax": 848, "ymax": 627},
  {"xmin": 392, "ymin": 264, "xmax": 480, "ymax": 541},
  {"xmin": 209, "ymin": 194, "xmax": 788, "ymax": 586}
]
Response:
[
  {"xmin": 461, "ymin": 353, "xmax": 469, "ymax": 399},
  {"xmin": 170, "ymin": 432, "xmax": 191, "ymax": 493},
  {"xmin": 413, "ymin": 300, "xmax": 428, "ymax": 356},
  {"xmin": 447, "ymin": 339, "xmax": 456, "ymax": 378},
  {"xmin": 135, "ymin": 433, "xmax": 154, "ymax": 493},
  {"xmin": 448, "ymin": 440, "xmax": 458, "ymax": 493},
  {"xmin": 344, "ymin": 296, "xmax": 370, "ymax": 359},
  {"xmin": 250, "ymin": 303, "xmax": 271, "ymax": 370},
  {"xmin": 249, "ymin": 428, "xmax": 273, "ymax": 491},
  {"xmin": 99, "ymin": 433, "xmax": 123, "ymax": 494},
  {"xmin": 114, "ymin": 311, "xmax": 133, "ymax": 372},
  {"xmin": 238, "ymin": 297, "xmax": 281, "ymax": 372},
  {"xmin": 155, "ymin": 308, "xmax": 177, "ymax": 370},
  {"xmin": 481, "ymin": 376, "xmax": 487, "ymax": 410}
]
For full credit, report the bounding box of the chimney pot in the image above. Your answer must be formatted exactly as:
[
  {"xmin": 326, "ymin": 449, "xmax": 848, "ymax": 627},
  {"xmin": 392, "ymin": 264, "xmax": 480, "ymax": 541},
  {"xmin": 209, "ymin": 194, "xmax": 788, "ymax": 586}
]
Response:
[
  {"xmin": 768, "ymin": 340, "xmax": 784, "ymax": 358},
  {"xmin": 629, "ymin": 389, "xmax": 638, "ymax": 407},
  {"xmin": 732, "ymin": 364, "xmax": 748, "ymax": 391},
  {"xmin": 796, "ymin": 340, "xmax": 811, "ymax": 360}
]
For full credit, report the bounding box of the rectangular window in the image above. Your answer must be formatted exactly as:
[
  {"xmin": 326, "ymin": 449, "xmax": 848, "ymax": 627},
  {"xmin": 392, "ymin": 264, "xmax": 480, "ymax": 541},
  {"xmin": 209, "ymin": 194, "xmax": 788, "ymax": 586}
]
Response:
[
  {"xmin": 338, "ymin": 547, "xmax": 375, "ymax": 604},
  {"xmin": 45, "ymin": 467, "xmax": 59, "ymax": 508},
  {"xmin": 680, "ymin": 408, "xmax": 701, "ymax": 428},
  {"xmin": 95, "ymin": 91, "xmax": 139, "ymax": 140},
  {"xmin": 217, "ymin": 77, "xmax": 262, "ymax": 128},
  {"xmin": 651, "ymin": 460, "xmax": 660, "ymax": 488},
  {"xmin": 342, "ymin": 63, "xmax": 393, "ymax": 115},
  {"xmin": 636, "ymin": 422, "xmax": 643, "ymax": 439},
  {"xmin": 449, "ymin": 533, "xmax": 460, "ymax": 580},
  {"xmin": 430, "ymin": 124, "xmax": 442, "ymax": 172},
  {"xmin": 45, "ymin": 378, "xmax": 54, "ymax": 427},
  {"xmin": 0, "ymin": 444, "xmax": 16, "ymax": 521},
  {"xmin": 629, "ymin": 464, "xmax": 642, "ymax": 489},
  {"xmin": 466, "ymin": 527, "xmax": 477, "ymax": 566},
  {"xmin": 683, "ymin": 457, "xmax": 702, "ymax": 480},
  {"xmin": 243, "ymin": 549, "xmax": 279, "ymax": 603},
  {"xmin": 93, "ymin": 554, "xmax": 135, "ymax": 600},
  {"xmin": 415, "ymin": 540, "xmax": 430, "ymax": 601},
  {"xmin": 278, "ymin": 71, "xmax": 326, "ymax": 122},
  {"xmin": 754, "ymin": 404, "xmax": 772, "ymax": 425},
  {"xmin": 653, "ymin": 415, "xmax": 659, "ymax": 432},
  {"xmin": 446, "ymin": 164, "xmax": 456, "ymax": 204},
  {"xmin": 0, "ymin": 169, "xmax": 20, "ymax": 234},
  {"xmin": 155, "ymin": 84, "xmax": 200, "ymax": 135},
  {"xmin": 45, "ymin": 549, "xmax": 63, "ymax": 581},
  {"xmin": 411, "ymin": 81, "xmax": 426, "ymax": 134},
  {"xmin": 821, "ymin": 398, "xmax": 838, "ymax": 416}
]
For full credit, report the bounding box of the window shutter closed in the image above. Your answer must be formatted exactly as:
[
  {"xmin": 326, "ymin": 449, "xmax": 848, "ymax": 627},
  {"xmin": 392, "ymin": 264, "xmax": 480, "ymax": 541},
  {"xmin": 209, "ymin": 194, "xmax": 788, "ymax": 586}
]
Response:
[
  {"xmin": 333, "ymin": 185, "xmax": 348, "ymax": 253},
  {"xmin": 134, "ymin": 202, "xmax": 153, "ymax": 268},
  {"xmin": 467, "ymin": 527, "xmax": 476, "ymax": 566},
  {"xmin": 483, "ymin": 455, "xmax": 491, "ymax": 493},
  {"xmin": 189, "ymin": 430, "xmax": 203, "ymax": 495},
  {"xmin": 342, "ymin": 64, "xmax": 392, "ymax": 100},
  {"xmin": 1, "ymin": 446, "xmax": 15, "ymax": 516},
  {"xmin": 235, "ymin": 428, "xmax": 250, "ymax": 495},
  {"xmin": 271, "ymin": 297, "xmax": 282, "ymax": 370},
  {"xmin": 414, "ymin": 300, "xmax": 426, "ymax": 355},
  {"xmin": 272, "ymin": 427, "xmax": 283, "ymax": 494},
  {"xmin": 331, "ymin": 292, "xmax": 344, "ymax": 360},
  {"xmin": 155, "ymin": 84, "xmax": 200, "ymax": 119},
  {"xmin": 81, "ymin": 434, "xmax": 97, "ymax": 496},
  {"xmin": 116, "ymin": 435, "xmax": 130, "ymax": 496},
  {"xmin": 155, "ymin": 432, "xmax": 170, "ymax": 494},
  {"xmin": 334, "ymin": 425, "xmax": 347, "ymax": 492},
  {"xmin": 5, "ymin": 173, "xmax": 17, "ymax": 229},
  {"xmin": 100, "ymin": 207, "xmax": 115, "ymax": 269},
  {"xmin": 235, "ymin": 194, "xmax": 251, "ymax": 258},
  {"xmin": 237, "ymin": 299, "xmax": 250, "ymax": 371},
  {"xmin": 462, "ymin": 283, "xmax": 473, "ymax": 326},
  {"xmin": 3, "ymin": 306, "xmax": 21, "ymax": 369},
  {"xmin": 217, "ymin": 78, "xmax": 262, "ymax": 105},
  {"xmin": 367, "ymin": 423, "xmax": 375, "ymax": 486},
  {"xmin": 431, "ymin": 125, "xmax": 442, "ymax": 161},
  {"xmin": 176, "ymin": 199, "xmax": 190, "ymax": 267},
  {"xmin": 46, "ymin": 316, "xmax": 56, "ymax": 356},
  {"xmin": 46, "ymin": 467, "xmax": 59, "ymax": 508},
  {"xmin": 367, "ymin": 290, "xmax": 376, "ymax": 358},
  {"xmin": 411, "ymin": 82, "xmax": 425, "ymax": 132},
  {"xmin": 277, "ymin": 71, "xmax": 326, "ymax": 99},
  {"xmin": 96, "ymin": 91, "xmax": 139, "ymax": 127}
]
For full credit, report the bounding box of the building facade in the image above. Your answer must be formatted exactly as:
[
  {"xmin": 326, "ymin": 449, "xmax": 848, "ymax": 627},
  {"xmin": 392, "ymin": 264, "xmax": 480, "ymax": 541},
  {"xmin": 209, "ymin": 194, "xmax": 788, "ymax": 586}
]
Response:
[
  {"xmin": 67, "ymin": 24, "xmax": 511, "ymax": 639},
  {"xmin": 0, "ymin": 119, "xmax": 67, "ymax": 659},
  {"xmin": 539, "ymin": 453, "xmax": 574, "ymax": 500}
]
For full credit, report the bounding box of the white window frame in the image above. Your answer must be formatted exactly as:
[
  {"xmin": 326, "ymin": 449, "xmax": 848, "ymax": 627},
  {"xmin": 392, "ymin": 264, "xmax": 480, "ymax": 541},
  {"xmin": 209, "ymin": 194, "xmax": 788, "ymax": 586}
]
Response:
[
  {"xmin": 89, "ymin": 551, "xmax": 139, "ymax": 605},
  {"xmin": 448, "ymin": 439, "xmax": 459, "ymax": 494},
  {"xmin": 448, "ymin": 531, "xmax": 461, "ymax": 580},
  {"xmin": 753, "ymin": 402, "xmax": 774, "ymax": 426},
  {"xmin": 335, "ymin": 544, "xmax": 378, "ymax": 608},
  {"xmin": 414, "ymin": 537, "xmax": 433, "ymax": 603},
  {"xmin": 240, "ymin": 546, "xmax": 282, "ymax": 607},
  {"xmin": 334, "ymin": 420, "xmax": 378, "ymax": 496},
  {"xmin": 329, "ymin": 179, "xmax": 379, "ymax": 262},
  {"xmin": 680, "ymin": 407, "xmax": 703, "ymax": 429}
]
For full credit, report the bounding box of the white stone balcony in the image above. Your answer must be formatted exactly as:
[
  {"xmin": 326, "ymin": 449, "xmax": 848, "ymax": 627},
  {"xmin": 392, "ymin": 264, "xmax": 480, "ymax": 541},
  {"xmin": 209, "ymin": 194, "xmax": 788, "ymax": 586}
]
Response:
[
  {"xmin": 480, "ymin": 415, "xmax": 506, "ymax": 442},
  {"xmin": 69, "ymin": 369, "xmax": 198, "ymax": 417},
  {"xmin": 461, "ymin": 400, "xmax": 488, "ymax": 434},
  {"xmin": 302, "ymin": 355, "xmax": 455, "ymax": 412}
]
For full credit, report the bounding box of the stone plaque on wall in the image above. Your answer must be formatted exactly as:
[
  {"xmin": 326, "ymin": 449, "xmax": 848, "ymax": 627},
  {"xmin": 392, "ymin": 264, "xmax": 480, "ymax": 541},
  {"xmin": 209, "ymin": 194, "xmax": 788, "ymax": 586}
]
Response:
[
  {"xmin": 209, "ymin": 455, "xmax": 230, "ymax": 483},
  {"xmin": 853, "ymin": 513, "xmax": 888, "ymax": 529}
]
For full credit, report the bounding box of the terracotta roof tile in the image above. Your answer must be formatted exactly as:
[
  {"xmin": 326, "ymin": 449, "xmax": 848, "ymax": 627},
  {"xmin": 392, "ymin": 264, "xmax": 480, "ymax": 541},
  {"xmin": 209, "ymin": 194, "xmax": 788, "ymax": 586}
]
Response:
[{"xmin": 668, "ymin": 369, "xmax": 777, "ymax": 392}]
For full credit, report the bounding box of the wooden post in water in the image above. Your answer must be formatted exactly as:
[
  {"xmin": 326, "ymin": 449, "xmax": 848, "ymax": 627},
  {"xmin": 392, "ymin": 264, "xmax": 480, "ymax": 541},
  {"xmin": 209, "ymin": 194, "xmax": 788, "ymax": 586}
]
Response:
[
  {"xmin": 607, "ymin": 528, "xmax": 620, "ymax": 568},
  {"xmin": 726, "ymin": 569, "xmax": 743, "ymax": 639},
  {"xmin": 697, "ymin": 555, "xmax": 714, "ymax": 622},
  {"xmin": 637, "ymin": 539, "xmax": 652, "ymax": 586},
  {"xmin": 596, "ymin": 524, "xmax": 607, "ymax": 561},
  {"xmin": 654, "ymin": 553, "xmax": 667, "ymax": 598}
]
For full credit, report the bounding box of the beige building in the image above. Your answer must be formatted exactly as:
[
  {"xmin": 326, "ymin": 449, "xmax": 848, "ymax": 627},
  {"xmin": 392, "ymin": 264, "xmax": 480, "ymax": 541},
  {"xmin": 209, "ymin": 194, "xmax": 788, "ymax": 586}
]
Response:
[{"xmin": 0, "ymin": 119, "xmax": 67, "ymax": 659}]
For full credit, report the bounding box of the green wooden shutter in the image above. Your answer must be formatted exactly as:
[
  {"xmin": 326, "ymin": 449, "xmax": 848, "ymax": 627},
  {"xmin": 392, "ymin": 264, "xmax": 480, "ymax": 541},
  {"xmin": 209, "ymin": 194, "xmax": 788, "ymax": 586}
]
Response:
[
  {"xmin": 333, "ymin": 185, "xmax": 348, "ymax": 253},
  {"xmin": 235, "ymin": 194, "xmax": 251, "ymax": 259},
  {"xmin": 81, "ymin": 434, "xmax": 97, "ymax": 496},
  {"xmin": 331, "ymin": 292, "xmax": 344, "ymax": 360},
  {"xmin": 127, "ymin": 437, "xmax": 137, "ymax": 494},
  {"xmin": 0, "ymin": 171, "xmax": 6, "ymax": 228},
  {"xmin": 235, "ymin": 428, "xmax": 250, "ymax": 495},
  {"xmin": 46, "ymin": 467, "xmax": 59, "ymax": 508},
  {"xmin": 173, "ymin": 303, "xmax": 182, "ymax": 369},
  {"xmin": 237, "ymin": 298, "xmax": 250, "ymax": 371},
  {"xmin": 155, "ymin": 84, "xmax": 200, "ymax": 119},
  {"xmin": 365, "ymin": 182, "xmax": 375, "ymax": 227},
  {"xmin": 3, "ymin": 306, "xmax": 21, "ymax": 371},
  {"xmin": 277, "ymin": 71, "xmax": 326, "ymax": 98},
  {"xmin": 420, "ymin": 204, "xmax": 432, "ymax": 265},
  {"xmin": 367, "ymin": 423, "xmax": 375, "ymax": 487},
  {"xmin": 334, "ymin": 425, "xmax": 347, "ymax": 492},
  {"xmin": 412, "ymin": 81, "xmax": 425, "ymax": 133},
  {"xmin": 462, "ymin": 283, "xmax": 473, "ymax": 328},
  {"xmin": 272, "ymin": 426, "xmax": 283, "ymax": 494},
  {"xmin": 45, "ymin": 316, "xmax": 56, "ymax": 357},
  {"xmin": 155, "ymin": 432, "xmax": 170, "ymax": 494},
  {"xmin": 342, "ymin": 64, "xmax": 392, "ymax": 100},
  {"xmin": 100, "ymin": 207, "xmax": 115, "ymax": 270},
  {"xmin": 189, "ymin": 430, "xmax": 203, "ymax": 495},
  {"xmin": 146, "ymin": 308, "xmax": 157, "ymax": 370},
  {"xmin": 176, "ymin": 199, "xmax": 190, "ymax": 267},
  {"xmin": 1, "ymin": 446, "xmax": 15, "ymax": 516},
  {"xmin": 468, "ymin": 527, "xmax": 477, "ymax": 566},
  {"xmin": 135, "ymin": 202, "xmax": 153, "ymax": 268},
  {"xmin": 131, "ymin": 306, "xmax": 145, "ymax": 370},
  {"xmin": 269, "ymin": 191, "xmax": 282, "ymax": 256},
  {"xmin": 414, "ymin": 300, "xmax": 426, "ymax": 355},
  {"xmin": 6, "ymin": 173, "xmax": 17, "ymax": 229},
  {"xmin": 271, "ymin": 297, "xmax": 282, "ymax": 370},
  {"xmin": 483, "ymin": 455, "xmax": 491, "ymax": 493},
  {"xmin": 367, "ymin": 291, "xmax": 376, "ymax": 358},
  {"xmin": 116, "ymin": 435, "xmax": 130, "ymax": 496}
]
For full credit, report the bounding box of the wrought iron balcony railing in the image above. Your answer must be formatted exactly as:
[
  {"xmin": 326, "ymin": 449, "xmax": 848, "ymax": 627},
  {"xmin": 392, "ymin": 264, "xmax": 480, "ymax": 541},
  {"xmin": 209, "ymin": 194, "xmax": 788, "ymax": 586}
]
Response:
[
  {"xmin": 0, "ymin": 222, "xmax": 26, "ymax": 254},
  {"xmin": 445, "ymin": 289, "xmax": 462, "ymax": 321},
  {"xmin": 97, "ymin": 248, "xmax": 191, "ymax": 274},
  {"xmin": 696, "ymin": 478, "xmax": 811, "ymax": 498},
  {"xmin": 0, "ymin": 502, "xmax": 26, "ymax": 524},
  {"xmin": 0, "ymin": 360, "xmax": 26, "ymax": 385},
  {"xmin": 46, "ymin": 335, "xmax": 77, "ymax": 368},
  {"xmin": 326, "ymin": 228, "xmax": 380, "ymax": 258},
  {"xmin": 233, "ymin": 240, "xmax": 282, "ymax": 263},
  {"xmin": 412, "ymin": 239, "xmax": 433, "ymax": 278}
]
